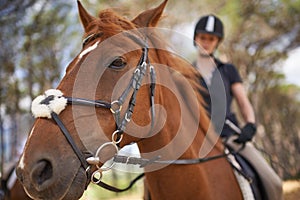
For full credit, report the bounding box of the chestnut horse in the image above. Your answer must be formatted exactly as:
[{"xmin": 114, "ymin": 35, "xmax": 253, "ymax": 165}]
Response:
[{"xmin": 16, "ymin": 1, "xmax": 243, "ymax": 199}]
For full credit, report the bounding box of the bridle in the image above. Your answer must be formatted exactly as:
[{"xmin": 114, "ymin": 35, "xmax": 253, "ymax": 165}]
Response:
[
  {"xmin": 32, "ymin": 32, "xmax": 241, "ymax": 192},
  {"xmin": 33, "ymin": 32, "xmax": 156, "ymax": 190}
]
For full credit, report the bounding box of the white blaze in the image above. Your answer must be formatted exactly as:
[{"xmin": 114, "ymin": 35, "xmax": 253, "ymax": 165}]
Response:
[
  {"xmin": 79, "ymin": 41, "xmax": 100, "ymax": 59},
  {"xmin": 18, "ymin": 126, "xmax": 35, "ymax": 170}
]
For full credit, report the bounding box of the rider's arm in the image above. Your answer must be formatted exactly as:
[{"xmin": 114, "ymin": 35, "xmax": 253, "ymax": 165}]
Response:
[{"xmin": 231, "ymin": 82, "xmax": 255, "ymax": 124}]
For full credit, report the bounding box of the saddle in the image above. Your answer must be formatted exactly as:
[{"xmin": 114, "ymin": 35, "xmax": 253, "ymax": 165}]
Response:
[
  {"xmin": 228, "ymin": 147, "xmax": 266, "ymax": 200},
  {"xmin": 225, "ymin": 136, "xmax": 283, "ymax": 200}
]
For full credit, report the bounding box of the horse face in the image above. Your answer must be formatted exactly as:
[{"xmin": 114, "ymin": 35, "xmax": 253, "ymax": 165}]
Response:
[
  {"xmin": 16, "ymin": 1, "xmax": 168, "ymax": 199},
  {"xmin": 16, "ymin": 29, "xmax": 149, "ymax": 200}
]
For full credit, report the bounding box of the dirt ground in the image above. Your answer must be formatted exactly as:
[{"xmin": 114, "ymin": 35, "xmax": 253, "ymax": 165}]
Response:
[{"xmin": 283, "ymin": 180, "xmax": 300, "ymax": 200}]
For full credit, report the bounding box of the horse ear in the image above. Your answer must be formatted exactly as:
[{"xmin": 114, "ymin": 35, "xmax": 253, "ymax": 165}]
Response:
[
  {"xmin": 77, "ymin": 0, "xmax": 96, "ymax": 32},
  {"xmin": 132, "ymin": 0, "xmax": 168, "ymax": 27}
]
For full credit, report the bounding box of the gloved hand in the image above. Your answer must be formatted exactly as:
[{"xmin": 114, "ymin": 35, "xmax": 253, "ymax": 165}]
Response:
[{"xmin": 234, "ymin": 122, "xmax": 257, "ymax": 144}]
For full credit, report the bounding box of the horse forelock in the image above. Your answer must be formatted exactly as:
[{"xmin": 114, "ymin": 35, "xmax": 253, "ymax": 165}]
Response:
[{"xmin": 84, "ymin": 9, "xmax": 137, "ymax": 39}]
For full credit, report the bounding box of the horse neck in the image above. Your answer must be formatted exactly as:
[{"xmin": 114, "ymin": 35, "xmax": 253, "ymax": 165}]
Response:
[
  {"xmin": 137, "ymin": 54, "xmax": 223, "ymax": 160},
  {"xmin": 135, "ymin": 60, "xmax": 233, "ymax": 199}
]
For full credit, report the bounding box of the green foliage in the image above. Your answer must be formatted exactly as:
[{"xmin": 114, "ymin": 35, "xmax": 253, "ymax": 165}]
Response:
[{"xmin": 0, "ymin": 0, "xmax": 79, "ymax": 163}]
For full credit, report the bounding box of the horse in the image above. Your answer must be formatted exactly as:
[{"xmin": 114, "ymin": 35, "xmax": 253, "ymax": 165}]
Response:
[
  {"xmin": 16, "ymin": 0, "xmax": 244, "ymax": 199},
  {"xmin": 0, "ymin": 163, "xmax": 32, "ymax": 200}
]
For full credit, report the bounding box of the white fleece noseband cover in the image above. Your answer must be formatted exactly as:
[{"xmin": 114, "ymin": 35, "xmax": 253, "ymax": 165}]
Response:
[{"xmin": 31, "ymin": 89, "xmax": 67, "ymax": 119}]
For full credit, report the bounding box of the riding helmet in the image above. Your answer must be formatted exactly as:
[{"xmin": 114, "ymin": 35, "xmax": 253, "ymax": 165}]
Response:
[{"xmin": 193, "ymin": 14, "xmax": 224, "ymax": 46}]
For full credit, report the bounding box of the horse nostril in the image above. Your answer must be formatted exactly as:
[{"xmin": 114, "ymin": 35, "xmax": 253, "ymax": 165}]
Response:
[{"xmin": 30, "ymin": 159, "xmax": 53, "ymax": 191}]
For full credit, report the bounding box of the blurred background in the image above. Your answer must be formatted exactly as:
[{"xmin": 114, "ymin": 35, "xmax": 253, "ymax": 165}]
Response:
[{"xmin": 0, "ymin": 0, "xmax": 299, "ymax": 199}]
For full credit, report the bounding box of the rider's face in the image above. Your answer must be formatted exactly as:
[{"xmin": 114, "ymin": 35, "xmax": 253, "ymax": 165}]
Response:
[{"xmin": 195, "ymin": 33, "xmax": 220, "ymax": 55}]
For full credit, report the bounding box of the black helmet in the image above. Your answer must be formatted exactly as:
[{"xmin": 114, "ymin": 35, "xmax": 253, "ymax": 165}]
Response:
[{"xmin": 193, "ymin": 15, "xmax": 224, "ymax": 46}]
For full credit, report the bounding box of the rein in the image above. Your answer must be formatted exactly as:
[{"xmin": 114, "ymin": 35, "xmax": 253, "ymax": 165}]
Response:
[
  {"xmin": 113, "ymin": 151, "xmax": 232, "ymax": 166},
  {"xmin": 93, "ymin": 145, "xmax": 241, "ymax": 192}
]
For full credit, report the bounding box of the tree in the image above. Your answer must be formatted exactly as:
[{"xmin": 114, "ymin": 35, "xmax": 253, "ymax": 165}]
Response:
[
  {"xmin": 0, "ymin": 0, "xmax": 77, "ymax": 164},
  {"xmin": 0, "ymin": 0, "xmax": 38, "ymax": 167}
]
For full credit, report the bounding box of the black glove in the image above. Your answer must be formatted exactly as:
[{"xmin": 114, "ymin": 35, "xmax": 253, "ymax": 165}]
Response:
[{"xmin": 234, "ymin": 122, "xmax": 257, "ymax": 144}]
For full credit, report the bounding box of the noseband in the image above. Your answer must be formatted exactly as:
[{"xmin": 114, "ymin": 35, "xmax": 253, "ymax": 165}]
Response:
[{"xmin": 31, "ymin": 36, "xmax": 156, "ymax": 188}]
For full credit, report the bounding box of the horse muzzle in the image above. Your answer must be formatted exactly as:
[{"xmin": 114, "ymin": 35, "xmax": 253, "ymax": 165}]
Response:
[{"xmin": 16, "ymin": 155, "xmax": 86, "ymax": 200}]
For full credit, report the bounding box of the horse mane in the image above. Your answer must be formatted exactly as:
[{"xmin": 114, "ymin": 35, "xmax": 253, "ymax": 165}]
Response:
[
  {"xmin": 145, "ymin": 32, "xmax": 224, "ymax": 152},
  {"xmin": 144, "ymin": 30, "xmax": 212, "ymax": 134}
]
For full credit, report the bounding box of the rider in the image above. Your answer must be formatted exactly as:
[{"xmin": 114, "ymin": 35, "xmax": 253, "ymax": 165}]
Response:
[
  {"xmin": 192, "ymin": 14, "xmax": 283, "ymax": 200},
  {"xmin": 193, "ymin": 14, "xmax": 256, "ymax": 142}
]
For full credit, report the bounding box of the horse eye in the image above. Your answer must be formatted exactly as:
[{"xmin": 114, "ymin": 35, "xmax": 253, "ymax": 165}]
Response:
[{"xmin": 109, "ymin": 57, "xmax": 127, "ymax": 69}]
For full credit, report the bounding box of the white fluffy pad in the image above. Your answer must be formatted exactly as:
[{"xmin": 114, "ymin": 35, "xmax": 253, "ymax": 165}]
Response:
[{"xmin": 31, "ymin": 89, "xmax": 67, "ymax": 118}]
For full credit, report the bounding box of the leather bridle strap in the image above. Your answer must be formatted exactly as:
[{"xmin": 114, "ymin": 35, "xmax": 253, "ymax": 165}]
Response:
[
  {"xmin": 51, "ymin": 112, "xmax": 90, "ymax": 170},
  {"xmin": 95, "ymin": 173, "xmax": 145, "ymax": 192},
  {"xmin": 113, "ymin": 47, "xmax": 150, "ymax": 132},
  {"xmin": 66, "ymin": 97, "xmax": 111, "ymax": 109},
  {"xmin": 113, "ymin": 152, "xmax": 231, "ymax": 166}
]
